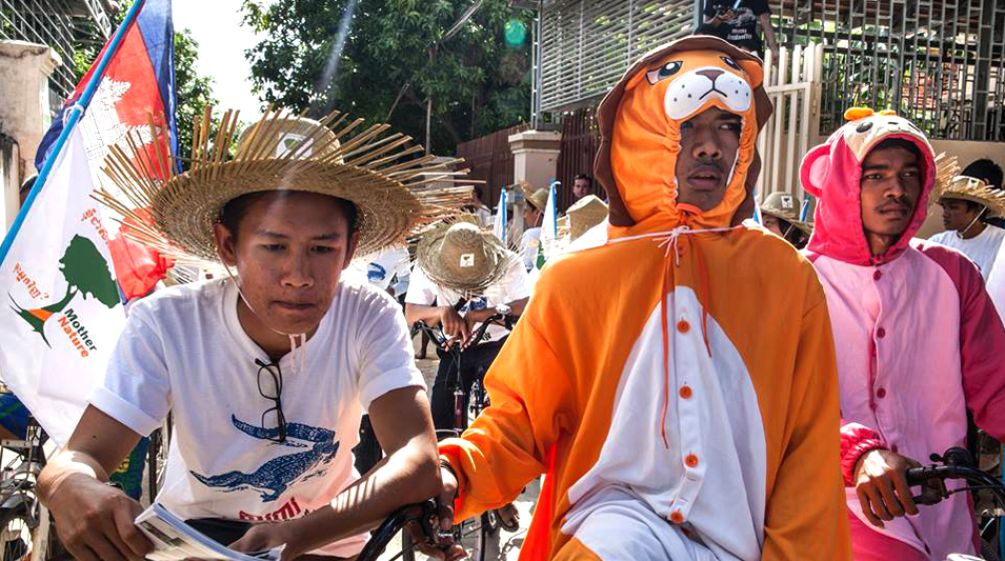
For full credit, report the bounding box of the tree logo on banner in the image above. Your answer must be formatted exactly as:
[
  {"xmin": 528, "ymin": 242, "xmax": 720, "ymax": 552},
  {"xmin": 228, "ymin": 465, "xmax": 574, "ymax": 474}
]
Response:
[{"xmin": 9, "ymin": 235, "xmax": 119, "ymax": 356}]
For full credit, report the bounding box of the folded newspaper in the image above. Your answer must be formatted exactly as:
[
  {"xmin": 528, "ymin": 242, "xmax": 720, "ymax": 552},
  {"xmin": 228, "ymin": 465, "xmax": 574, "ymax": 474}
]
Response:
[{"xmin": 135, "ymin": 503, "xmax": 284, "ymax": 561}]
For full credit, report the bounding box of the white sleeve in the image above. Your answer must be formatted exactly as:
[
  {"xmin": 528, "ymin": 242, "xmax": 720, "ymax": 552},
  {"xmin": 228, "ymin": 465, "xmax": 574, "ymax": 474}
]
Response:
[
  {"xmin": 928, "ymin": 231, "xmax": 950, "ymax": 244},
  {"xmin": 404, "ymin": 266, "xmax": 437, "ymax": 305},
  {"xmin": 501, "ymin": 256, "xmax": 533, "ymax": 303},
  {"xmin": 356, "ymin": 293, "xmax": 425, "ymax": 409},
  {"xmin": 88, "ymin": 303, "xmax": 170, "ymax": 436}
]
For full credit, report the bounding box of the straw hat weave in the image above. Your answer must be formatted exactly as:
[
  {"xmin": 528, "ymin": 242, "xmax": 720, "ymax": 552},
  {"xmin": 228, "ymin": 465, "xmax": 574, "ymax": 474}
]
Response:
[
  {"xmin": 416, "ymin": 215, "xmax": 514, "ymax": 294},
  {"xmin": 567, "ymin": 195, "xmax": 609, "ymax": 240},
  {"xmin": 95, "ymin": 106, "xmax": 469, "ymax": 266},
  {"xmin": 935, "ymin": 175, "xmax": 1005, "ymax": 218},
  {"xmin": 519, "ymin": 182, "xmax": 549, "ymax": 211}
]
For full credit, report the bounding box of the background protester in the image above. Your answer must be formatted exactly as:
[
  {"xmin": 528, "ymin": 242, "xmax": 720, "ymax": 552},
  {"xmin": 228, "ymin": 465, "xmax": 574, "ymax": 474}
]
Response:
[
  {"xmin": 700, "ymin": 0, "xmax": 779, "ymax": 60},
  {"xmin": 929, "ymin": 175, "xmax": 1005, "ymax": 279},
  {"xmin": 759, "ymin": 192, "xmax": 812, "ymax": 249}
]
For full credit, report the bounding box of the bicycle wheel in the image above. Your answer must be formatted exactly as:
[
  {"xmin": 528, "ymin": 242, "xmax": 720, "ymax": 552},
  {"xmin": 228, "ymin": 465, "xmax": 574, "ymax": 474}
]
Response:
[{"xmin": 0, "ymin": 501, "xmax": 34, "ymax": 561}]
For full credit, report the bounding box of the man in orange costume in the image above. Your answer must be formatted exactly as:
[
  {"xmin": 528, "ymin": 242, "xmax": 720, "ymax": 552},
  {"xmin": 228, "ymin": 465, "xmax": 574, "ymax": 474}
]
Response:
[{"xmin": 434, "ymin": 36, "xmax": 851, "ymax": 560}]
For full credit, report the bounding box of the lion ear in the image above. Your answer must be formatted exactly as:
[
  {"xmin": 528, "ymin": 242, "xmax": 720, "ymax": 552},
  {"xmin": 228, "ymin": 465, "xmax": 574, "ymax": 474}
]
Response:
[
  {"xmin": 800, "ymin": 143, "xmax": 831, "ymax": 198},
  {"xmin": 738, "ymin": 59, "xmax": 764, "ymax": 89}
]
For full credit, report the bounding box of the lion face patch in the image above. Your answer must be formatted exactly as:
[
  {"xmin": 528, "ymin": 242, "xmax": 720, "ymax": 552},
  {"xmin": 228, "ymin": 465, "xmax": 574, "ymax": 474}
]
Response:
[{"xmin": 645, "ymin": 53, "xmax": 754, "ymax": 121}]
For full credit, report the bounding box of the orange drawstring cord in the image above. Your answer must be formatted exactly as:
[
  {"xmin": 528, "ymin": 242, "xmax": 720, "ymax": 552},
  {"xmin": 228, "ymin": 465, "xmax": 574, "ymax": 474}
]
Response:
[
  {"xmin": 609, "ymin": 218, "xmax": 738, "ymax": 451},
  {"xmin": 659, "ymin": 252, "xmax": 673, "ymax": 449}
]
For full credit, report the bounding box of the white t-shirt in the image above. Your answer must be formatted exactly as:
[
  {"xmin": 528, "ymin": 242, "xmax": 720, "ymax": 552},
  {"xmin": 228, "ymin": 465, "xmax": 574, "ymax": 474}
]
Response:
[
  {"xmin": 929, "ymin": 224, "xmax": 1005, "ymax": 279},
  {"xmin": 89, "ymin": 278, "xmax": 423, "ymax": 558},
  {"xmin": 344, "ymin": 246, "xmax": 411, "ymax": 295},
  {"xmin": 404, "ymin": 256, "xmax": 531, "ymax": 343},
  {"xmin": 520, "ymin": 227, "xmax": 542, "ymax": 271}
]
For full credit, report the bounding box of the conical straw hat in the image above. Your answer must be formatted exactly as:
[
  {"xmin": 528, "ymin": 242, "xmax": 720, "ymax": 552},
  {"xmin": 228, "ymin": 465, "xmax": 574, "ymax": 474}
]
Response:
[{"xmin": 94, "ymin": 106, "xmax": 471, "ymax": 265}]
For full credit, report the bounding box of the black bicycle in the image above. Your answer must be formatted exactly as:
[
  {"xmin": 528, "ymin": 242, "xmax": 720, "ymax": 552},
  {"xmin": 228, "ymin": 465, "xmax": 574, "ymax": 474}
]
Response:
[
  {"xmin": 0, "ymin": 416, "xmax": 54, "ymax": 561},
  {"xmin": 410, "ymin": 311, "xmax": 516, "ymax": 561},
  {"xmin": 906, "ymin": 447, "xmax": 1005, "ymax": 561}
]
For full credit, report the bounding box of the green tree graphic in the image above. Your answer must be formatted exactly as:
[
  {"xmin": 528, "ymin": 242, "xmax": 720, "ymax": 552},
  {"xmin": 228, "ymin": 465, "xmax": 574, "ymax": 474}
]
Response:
[{"xmin": 59, "ymin": 235, "xmax": 119, "ymax": 309}]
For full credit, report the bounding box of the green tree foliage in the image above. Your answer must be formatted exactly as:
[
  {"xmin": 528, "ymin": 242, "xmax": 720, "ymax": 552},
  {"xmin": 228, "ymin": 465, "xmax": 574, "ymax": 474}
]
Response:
[
  {"xmin": 242, "ymin": 0, "xmax": 531, "ymax": 155},
  {"xmin": 72, "ymin": 6, "xmax": 217, "ymax": 168}
]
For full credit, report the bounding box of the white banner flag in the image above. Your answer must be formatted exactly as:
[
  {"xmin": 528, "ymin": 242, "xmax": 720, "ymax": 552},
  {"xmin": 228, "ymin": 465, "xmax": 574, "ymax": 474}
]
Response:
[
  {"xmin": 493, "ymin": 188, "xmax": 508, "ymax": 244},
  {"xmin": 0, "ymin": 130, "xmax": 126, "ymax": 444},
  {"xmin": 540, "ymin": 181, "xmax": 559, "ymax": 261}
]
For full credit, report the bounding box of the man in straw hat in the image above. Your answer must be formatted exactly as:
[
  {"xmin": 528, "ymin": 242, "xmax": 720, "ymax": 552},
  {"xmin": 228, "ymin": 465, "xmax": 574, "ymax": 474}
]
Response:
[
  {"xmin": 403, "ymin": 217, "xmax": 530, "ymax": 432},
  {"xmin": 38, "ymin": 109, "xmax": 452, "ymax": 560},
  {"xmin": 759, "ymin": 191, "xmax": 812, "ymax": 249},
  {"xmin": 799, "ymin": 108, "xmax": 1005, "ymax": 560},
  {"xmin": 929, "ymin": 175, "xmax": 1005, "ymax": 279},
  {"xmin": 518, "ymin": 183, "xmax": 549, "ymax": 271},
  {"xmin": 428, "ymin": 36, "xmax": 851, "ymax": 560}
]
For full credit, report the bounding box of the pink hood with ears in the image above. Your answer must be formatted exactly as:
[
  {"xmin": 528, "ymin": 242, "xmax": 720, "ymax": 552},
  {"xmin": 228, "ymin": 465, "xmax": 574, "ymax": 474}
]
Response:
[{"xmin": 800, "ymin": 114, "xmax": 937, "ymax": 266}]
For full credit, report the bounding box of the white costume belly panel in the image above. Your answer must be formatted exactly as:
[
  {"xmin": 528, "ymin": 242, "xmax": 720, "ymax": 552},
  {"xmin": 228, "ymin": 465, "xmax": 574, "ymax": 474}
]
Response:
[{"xmin": 564, "ymin": 287, "xmax": 767, "ymax": 561}]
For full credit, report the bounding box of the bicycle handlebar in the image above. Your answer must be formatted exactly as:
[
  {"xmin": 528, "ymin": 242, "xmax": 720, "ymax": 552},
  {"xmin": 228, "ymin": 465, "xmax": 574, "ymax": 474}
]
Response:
[
  {"xmin": 356, "ymin": 500, "xmax": 441, "ymax": 561},
  {"xmin": 904, "ymin": 447, "xmax": 1005, "ymax": 506},
  {"xmin": 413, "ymin": 313, "xmax": 513, "ymax": 351}
]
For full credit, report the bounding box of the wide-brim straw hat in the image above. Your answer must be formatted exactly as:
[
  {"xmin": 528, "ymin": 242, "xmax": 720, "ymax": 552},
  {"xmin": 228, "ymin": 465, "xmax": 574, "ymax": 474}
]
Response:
[
  {"xmin": 95, "ymin": 107, "xmax": 469, "ymax": 265},
  {"xmin": 519, "ymin": 182, "xmax": 548, "ymax": 212},
  {"xmin": 416, "ymin": 215, "xmax": 514, "ymax": 293},
  {"xmin": 567, "ymin": 195, "xmax": 608, "ymax": 240},
  {"xmin": 934, "ymin": 175, "xmax": 1005, "ymax": 218},
  {"xmin": 760, "ymin": 192, "xmax": 812, "ymax": 235}
]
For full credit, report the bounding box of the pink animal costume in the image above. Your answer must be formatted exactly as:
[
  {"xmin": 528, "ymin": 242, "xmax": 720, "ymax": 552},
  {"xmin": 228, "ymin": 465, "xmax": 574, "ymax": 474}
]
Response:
[{"xmin": 800, "ymin": 111, "xmax": 1005, "ymax": 560}]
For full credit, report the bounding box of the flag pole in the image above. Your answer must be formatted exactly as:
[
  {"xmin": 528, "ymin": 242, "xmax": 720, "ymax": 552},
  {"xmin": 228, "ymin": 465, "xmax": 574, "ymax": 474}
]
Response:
[{"xmin": 0, "ymin": 0, "xmax": 147, "ymax": 267}]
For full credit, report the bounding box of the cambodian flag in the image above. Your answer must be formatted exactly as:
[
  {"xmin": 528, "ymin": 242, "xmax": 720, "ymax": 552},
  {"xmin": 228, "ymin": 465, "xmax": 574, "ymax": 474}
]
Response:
[{"xmin": 0, "ymin": 0, "xmax": 176, "ymax": 445}]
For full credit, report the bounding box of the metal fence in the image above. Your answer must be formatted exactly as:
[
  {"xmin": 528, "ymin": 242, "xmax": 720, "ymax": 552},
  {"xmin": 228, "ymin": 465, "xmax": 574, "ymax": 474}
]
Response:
[
  {"xmin": 536, "ymin": 0, "xmax": 697, "ymax": 114},
  {"xmin": 534, "ymin": 1, "xmax": 1005, "ymax": 142},
  {"xmin": 0, "ymin": 0, "xmax": 113, "ymax": 107},
  {"xmin": 773, "ymin": 0, "xmax": 1005, "ymax": 141},
  {"xmin": 554, "ymin": 107, "xmax": 601, "ymax": 210}
]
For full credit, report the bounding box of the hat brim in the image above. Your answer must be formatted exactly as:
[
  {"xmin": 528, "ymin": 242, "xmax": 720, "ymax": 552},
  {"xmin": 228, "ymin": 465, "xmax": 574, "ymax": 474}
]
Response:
[
  {"xmin": 94, "ymin": 107, "xmax": 467, "ymax": 267},
  {"xmin": 415, "ymin": 218, "xmax": 513, "ymax": 293},
  {"xmin": 938, "ymin": 191, "xmax": 1005, "ymax": 219},
  {"xmin": 760, "ymin": 209, "xmax": 813, "ymax": 235},
  {"xmin": 152, "ymin": 158, "xmax": 423, "ymax": 262}
]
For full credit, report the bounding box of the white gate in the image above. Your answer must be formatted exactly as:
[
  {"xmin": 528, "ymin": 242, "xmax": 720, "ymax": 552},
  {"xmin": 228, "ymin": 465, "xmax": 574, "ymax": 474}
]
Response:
[{"xmin": 756, "ymin": 43, "xmax": 824, "ymax": 203}]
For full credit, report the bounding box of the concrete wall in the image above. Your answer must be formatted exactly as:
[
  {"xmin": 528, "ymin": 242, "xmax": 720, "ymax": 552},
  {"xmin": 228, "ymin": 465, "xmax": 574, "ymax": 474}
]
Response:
[
  {"xmin": 0, "ymin": 137, "xmax": 20, "ymax": 236},
  {"xmin": 509, "ymin": 130, "xmax": 561, "ymax": 191},
  {"xmin": 0, "ymin": 40, "xmax": 60, "ymax": 230}
]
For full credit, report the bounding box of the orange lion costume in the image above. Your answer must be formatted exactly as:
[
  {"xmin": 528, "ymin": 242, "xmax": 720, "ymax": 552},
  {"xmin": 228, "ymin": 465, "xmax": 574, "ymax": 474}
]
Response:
[{"xmin": 440, "ymin": 36, "xmax": 851, "ymax": 560}]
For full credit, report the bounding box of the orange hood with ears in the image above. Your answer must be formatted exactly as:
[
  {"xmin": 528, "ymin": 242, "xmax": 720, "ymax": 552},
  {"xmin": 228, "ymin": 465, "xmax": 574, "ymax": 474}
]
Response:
[{"xmin": 593, "ymin": 36, "xmax": 773, "ymax": 237}]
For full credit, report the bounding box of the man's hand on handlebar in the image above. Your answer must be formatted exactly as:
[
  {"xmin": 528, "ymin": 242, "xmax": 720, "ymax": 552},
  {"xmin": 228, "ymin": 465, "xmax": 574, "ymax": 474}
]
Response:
[
  {"xmin": 853, "ymin": 448, "xmax": 921, "ymax": 527},
  {"xmin": 411, "ymin": 465, "xmax": 466, "ymax": 560},
  {"xmin": 439, "ymin": 306, "xmax": 471, "ymax": 348}
]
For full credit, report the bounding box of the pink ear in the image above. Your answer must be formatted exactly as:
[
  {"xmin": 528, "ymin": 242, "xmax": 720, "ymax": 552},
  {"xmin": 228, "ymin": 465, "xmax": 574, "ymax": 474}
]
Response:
[{"xmin": 800, "ymin": 143, "xmax": 831, "ymax": 197}]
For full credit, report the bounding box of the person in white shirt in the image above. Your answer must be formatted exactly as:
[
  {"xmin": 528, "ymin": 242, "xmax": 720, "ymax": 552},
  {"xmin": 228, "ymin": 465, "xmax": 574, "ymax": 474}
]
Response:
[
  {"xmin": 929, "ymin": 175, "xmax": 1005, "ymax": 279},
  {"xmin": 519, "ymin": 185, "xmax": 548, "ymax": 270},
  {"xmin": 403, "ymin": 218, "xmax": 530, "ymax": 431},
  {"xmin": 38, "ymin": 111, "xmax": 444, "ymax": 561}
]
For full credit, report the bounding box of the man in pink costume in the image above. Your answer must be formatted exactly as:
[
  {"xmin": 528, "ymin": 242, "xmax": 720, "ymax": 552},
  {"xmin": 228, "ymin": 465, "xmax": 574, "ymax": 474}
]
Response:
[{"xmin": 800, "ymin": 109, "xmax": 1005, "ymax": 561}]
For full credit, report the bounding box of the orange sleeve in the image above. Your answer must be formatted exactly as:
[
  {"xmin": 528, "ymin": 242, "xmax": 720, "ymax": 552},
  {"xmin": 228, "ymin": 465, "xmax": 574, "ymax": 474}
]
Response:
[
  {"xmin": 761, "ymin": 297, "xmax": 852, "ymax": 561},
  {"xmin": 439, "ymin": 302, "xmax": 575, "ymax": 521}
]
